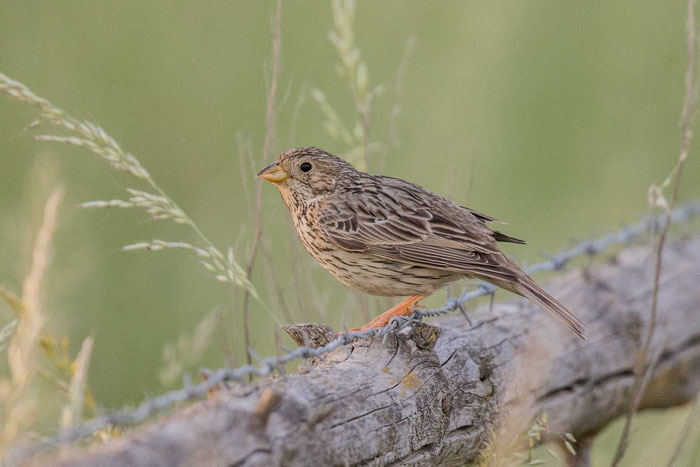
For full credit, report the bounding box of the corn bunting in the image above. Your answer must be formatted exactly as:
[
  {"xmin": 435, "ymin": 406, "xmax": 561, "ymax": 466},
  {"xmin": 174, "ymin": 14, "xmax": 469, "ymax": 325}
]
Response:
[{"xmin": 258, "ymin": 147, "xmax": 585, "ymax": 339}]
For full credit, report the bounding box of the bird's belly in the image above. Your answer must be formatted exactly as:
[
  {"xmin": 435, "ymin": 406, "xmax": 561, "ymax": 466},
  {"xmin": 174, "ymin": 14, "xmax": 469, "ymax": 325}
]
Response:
[
  {"xmin": 294, "ymin": 218, "xmax": 459, "ymax": 296},
  {"xmin": 313, "ymin": 247, "xmax": 458, "ymax": 297}
]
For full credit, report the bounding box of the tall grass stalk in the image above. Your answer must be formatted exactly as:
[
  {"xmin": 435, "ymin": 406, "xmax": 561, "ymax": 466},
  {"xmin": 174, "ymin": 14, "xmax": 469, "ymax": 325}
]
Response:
[
  {"xmin": 2, "ymin": 187, "xmax": 62, "ymax": 445},
  {"xmin": 612, "ymin": 0, "xmax": 698, "ymax": 463},
  {"xmin": 0, "ymin": 185, "xmax": 98, "ymax": 450},
  {"xmin": 378, "ymin": 36, "xmax": 415, "ymax": 172},
  {"xmin": 158, "ymin": 311, "xmax": 219, "ymax": 386},
  {"xmin": 0, "ymin": 72, "xmax": 255, "ymax": 296},
  {"xmin": 239, "ymin": 0, "xmax": 283, "ymax": 371},
  {"xmin": 61, "ymin": 336, "xmax": 94, "ymax": 428},
  {"xmin": 312, "ymin": 0, "xmax": 384, "ymax": 172}
]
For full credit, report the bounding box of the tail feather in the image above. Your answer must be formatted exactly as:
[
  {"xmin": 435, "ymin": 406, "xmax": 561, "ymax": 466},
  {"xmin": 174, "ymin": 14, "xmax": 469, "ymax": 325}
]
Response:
[{"xmin": 511, "ymin": 277, "xmax": 586, "ymax": 339}]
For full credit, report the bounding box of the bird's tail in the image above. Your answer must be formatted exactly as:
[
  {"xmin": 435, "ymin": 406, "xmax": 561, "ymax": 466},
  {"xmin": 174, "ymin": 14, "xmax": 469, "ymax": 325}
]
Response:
[{"xmin": 505, "ymin": 275, "xmax": 586, "ymax": 339}]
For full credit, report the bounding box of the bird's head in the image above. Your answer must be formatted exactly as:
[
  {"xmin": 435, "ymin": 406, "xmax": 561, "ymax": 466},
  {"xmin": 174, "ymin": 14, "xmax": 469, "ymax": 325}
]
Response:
[{"xmin": 257, "ymin": 147, "xmax": 355, "ymax": 202}]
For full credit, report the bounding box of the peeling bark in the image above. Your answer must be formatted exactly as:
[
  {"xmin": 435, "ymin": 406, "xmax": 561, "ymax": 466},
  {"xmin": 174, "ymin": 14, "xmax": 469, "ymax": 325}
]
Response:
[{"xmin": 30, "ymin": 237, "xmax": 700, "ymax": 466}]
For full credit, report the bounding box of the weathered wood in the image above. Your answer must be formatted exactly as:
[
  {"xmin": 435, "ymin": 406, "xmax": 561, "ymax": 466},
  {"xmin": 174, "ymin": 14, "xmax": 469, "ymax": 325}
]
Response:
[
  {"xmin": 281, "ymin": 323, "xmax": 335, "ymax": 348},
  {"xmin": 32, "ymin": 237, "xmax": 700, "ymax": 466}
]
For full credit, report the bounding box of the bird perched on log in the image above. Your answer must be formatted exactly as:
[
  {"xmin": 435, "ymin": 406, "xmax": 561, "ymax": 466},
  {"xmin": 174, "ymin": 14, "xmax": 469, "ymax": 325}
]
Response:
[{"xmin": 258, "ymin": 147, "xmax": 585, "ymax": 339}]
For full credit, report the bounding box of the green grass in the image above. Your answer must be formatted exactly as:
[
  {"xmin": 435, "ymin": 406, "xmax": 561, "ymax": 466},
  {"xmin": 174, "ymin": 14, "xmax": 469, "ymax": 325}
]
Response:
[{"xmin": 1, "ymin": 0, "xmax": 699, "ymax": 462}]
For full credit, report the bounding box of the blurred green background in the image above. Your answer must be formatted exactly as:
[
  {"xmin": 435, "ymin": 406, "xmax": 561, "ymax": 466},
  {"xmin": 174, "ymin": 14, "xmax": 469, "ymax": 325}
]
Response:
[{"xmin": 1, "ymin": 1, "xmax": 699, "ymax": 464}]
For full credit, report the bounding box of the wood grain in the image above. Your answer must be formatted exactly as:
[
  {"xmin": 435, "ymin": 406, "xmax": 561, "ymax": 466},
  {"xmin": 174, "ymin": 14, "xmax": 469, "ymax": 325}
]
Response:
[{"xmin": 30, "ymin": 237, "xmax": 700, "ymax": 466}]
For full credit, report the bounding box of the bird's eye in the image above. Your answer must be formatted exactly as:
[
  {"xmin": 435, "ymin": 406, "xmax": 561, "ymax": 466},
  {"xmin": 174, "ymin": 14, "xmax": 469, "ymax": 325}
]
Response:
[{"xmin": 300, "ymin": 162, "xmax": 312, "ymax": 173}]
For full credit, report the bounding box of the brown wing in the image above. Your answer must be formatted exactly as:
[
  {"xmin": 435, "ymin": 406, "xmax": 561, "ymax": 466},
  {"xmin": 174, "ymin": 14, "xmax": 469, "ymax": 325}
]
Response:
[
  {"xmin": 462, "ymin": 205, "xmax": 525, "ymax": 244},
  {"xmin": 319, "ymin": 192, "xmax": 519, "ymax": 283}
]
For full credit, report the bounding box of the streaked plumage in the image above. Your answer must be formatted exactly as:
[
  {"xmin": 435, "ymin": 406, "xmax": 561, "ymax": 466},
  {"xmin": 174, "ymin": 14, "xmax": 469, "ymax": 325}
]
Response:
[{"xmin": 258, "ymin": 147, "xmax": 585, "ymax": 339}]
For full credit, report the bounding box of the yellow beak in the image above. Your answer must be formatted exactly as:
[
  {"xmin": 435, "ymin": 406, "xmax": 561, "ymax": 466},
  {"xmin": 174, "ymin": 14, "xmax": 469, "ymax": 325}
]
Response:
[{"xmin": 257, "ymin": 162, "xmax": 290, "ymax": 182}]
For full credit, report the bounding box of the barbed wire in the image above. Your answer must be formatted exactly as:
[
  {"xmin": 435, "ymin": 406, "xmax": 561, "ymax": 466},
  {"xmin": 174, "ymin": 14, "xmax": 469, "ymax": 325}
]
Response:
[{"xmin": 14, "ymin": 200, "xmax": 700, "ymax": 456}]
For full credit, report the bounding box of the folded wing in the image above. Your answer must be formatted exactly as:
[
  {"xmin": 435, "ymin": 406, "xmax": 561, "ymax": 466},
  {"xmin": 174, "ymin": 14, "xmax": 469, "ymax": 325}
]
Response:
[{"xmin": 319, "ymin": 192, "xmax": 519, "ymax": 283}]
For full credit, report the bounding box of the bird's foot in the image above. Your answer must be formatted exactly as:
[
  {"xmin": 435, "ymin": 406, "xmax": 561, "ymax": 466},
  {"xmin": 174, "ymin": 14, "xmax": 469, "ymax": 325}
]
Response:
[{"xmin": 351, "ymin": 294, "xmax": 427, "ymax": 332}]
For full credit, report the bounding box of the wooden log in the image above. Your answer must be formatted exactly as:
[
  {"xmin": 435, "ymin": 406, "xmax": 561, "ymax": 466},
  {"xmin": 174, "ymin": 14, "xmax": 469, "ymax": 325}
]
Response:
[{"xmin": 30, "ymin": 236, "xmax": 700, "ymax": 466}]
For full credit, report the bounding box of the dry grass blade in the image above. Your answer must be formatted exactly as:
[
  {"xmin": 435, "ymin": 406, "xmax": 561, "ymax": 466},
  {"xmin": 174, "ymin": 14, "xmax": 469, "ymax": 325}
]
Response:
[
  {"xmin": 2, "ymin": 186, "xmax": 63, "ymax": 445},
  {"xmin": 612, "ymin": 345, "xmax": 666, "ymax": 465},
  {"xmin": 612, "ymin": 1, "xmax": 698, "ymax": 464},
  {"xmin": 0, "ymin": 72, "xmax": 255, "ymax": 295},
  {"xmin": 379, "ymin": 35, "xmax": 415, "ymax": 170},
  {"xmin": 159, "ymin": 311, "xmax": 219, "ymax": 386},
  {"xmin": 311, "ymin": 88, "xmax": 354, "ymax": 145},
  {"xmin": 11, "ymin": 187, "xmax": 63, "ymax": 387},
  {"xmin": 330, "ymin": 0, "xmax": 378, "ymax": 170},
  {"xmin": 0, "ymin": 287, "xmax": 24, "ymax": 314},
  {"xmin": 0, "ymin": 320, "xmax": 18, "ymax": 354},
  {"xmin": 61, "ymin": 337, "xmax": 94, "ymax": 428},
  {"xmin": 313, "ymin": 0, "xmax": 385, "ymax": 171},
  {"xmin": 240, "ymin": 0, "xmax": 282, "ymax": 371},
  {"xmin": 666, "ymin": 395, "xmax": 700, "ymax": 466}
]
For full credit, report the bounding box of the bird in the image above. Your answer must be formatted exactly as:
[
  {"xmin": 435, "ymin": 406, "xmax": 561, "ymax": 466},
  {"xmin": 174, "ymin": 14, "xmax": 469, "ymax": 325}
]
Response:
[{"xmin": 257, "ymin": 147, "xmax": 585, "ymax": 339}]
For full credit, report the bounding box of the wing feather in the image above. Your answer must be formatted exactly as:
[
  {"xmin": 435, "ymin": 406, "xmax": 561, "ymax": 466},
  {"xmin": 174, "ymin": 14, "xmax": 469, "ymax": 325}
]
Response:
[{"xmin": 320, "ymin": 192, "xmax": 519, "ymax": 281}]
